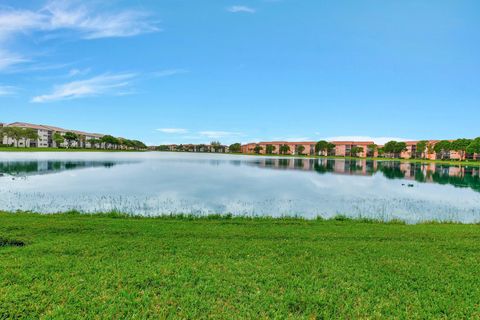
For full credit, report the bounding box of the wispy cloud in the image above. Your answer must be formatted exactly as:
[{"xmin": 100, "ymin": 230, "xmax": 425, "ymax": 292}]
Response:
[
  {"xmin": 227, "ymin": 6, "xmax": 256, "ymax": 13},
  {"xmin": 68, "ymin": 68, "xmax": 91, "ymax": 77},
  {"xmin": 322, "ymin": 136, "xmax": 411, "ymax": 145},
  {"xmin": 31, "ymin": 72, "xmax": 136, "ymax": 103},
  {"xmin": 153, "ymin": 69, "xmax": 189, "ymax": 78},
  {"xmin": 0, "ymin": 1, "xmax": 160, "ymax": 40},
  {"xmin": 0, "ymin": 49, "xmax": 29, "ymax": 71},
  {"xmin": 199, "ymin": 131, "xmax": 242, "ymax": 139},
  {"xmin": 43, "ymin": 1, "xmax": 160, "ymax": 39},
  {"xmin": 0, "ymin": 85, "xmax": 18, "ymax": 96},
  {"xmin": 156, "ymin": 128, "xmax": 189, "ymax": 134},
  {"xmin": 0, "ymin": 1, "xmax": 160, "ymax": 71}
]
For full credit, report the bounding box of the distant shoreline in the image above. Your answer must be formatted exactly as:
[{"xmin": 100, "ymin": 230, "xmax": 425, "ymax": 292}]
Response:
[
  {"xmin": 0, "ymin": 147, "xmax": 145, "ymax": 153},
  {"xmin": 153, "ymin": 150, "xmax": 480, "ymax": 167},
  {"xmin": 2, "ymin": 147, "xmax": 480, "ymax": 166}
]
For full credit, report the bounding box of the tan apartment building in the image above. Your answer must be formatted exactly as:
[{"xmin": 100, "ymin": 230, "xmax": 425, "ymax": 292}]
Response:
[{"xmin": 1, "ymin": 122, "xmax": 107, "ymax": 148}]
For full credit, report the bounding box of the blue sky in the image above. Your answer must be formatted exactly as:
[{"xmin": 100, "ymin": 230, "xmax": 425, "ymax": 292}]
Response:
[{"xmin": 0, "ymin": 0, "xmax": 479, "ymax": 145}]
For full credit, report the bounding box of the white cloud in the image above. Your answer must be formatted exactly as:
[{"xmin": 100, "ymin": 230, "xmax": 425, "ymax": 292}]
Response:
[
  {"xmin": 156, "ymin": 128, "xmax": 189, "ymax": 134},
  {"xmin": 0, "ymin": 1, "xmax": 160, "ymax": 71},
  {"xmin": 68, "ymin": 68, "xmax": 90, "ymax": 77},
  {"xmin": 322, "ymin": 136, "xmax": 411, "ymax": 145},
  {"xmin": 153, "ymin": 69, "xmax": 188, "ymax": 77},
  {"xmin": 43, "ymin": 1, "xmax": 160, "ymax": 39},
  {"xmin": 31, "ymin": 72, "xmax": 136, "ymax": 103},
  {"xmin": 227, "ymin": 6, "xmax": 256, "ymax": 13},
  {"xmin": 0, "ymin": 85, "xmax": 18, "ymax": 96},
  {"xmin": 0, "ymin": 1, "xmax": 160, "ymax": 40},
  {"xmin": 0, "ymin": 49, "xmax": 29, "ymax": 71},
  {"xmin": 199, "ymin": 131, "xmax": 242, "ymax": 139}
]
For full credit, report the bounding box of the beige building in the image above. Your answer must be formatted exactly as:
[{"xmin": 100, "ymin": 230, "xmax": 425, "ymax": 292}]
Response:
[{"xmin": 1, "ymin": 122, "xmax": 106, "ymax": 148}]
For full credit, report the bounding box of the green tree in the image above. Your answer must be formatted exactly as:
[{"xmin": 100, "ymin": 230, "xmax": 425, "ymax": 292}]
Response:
[
  {"xmin": 156, "ymin": 145, "xmax": 170, "ymax": 151},
  {"xmin": 265, "ymin": 145, "xmax": 276, "ymax": 154},
  {"xmin": 2, "ymin": 127, "xmax": 22, "ymax": 147},
  {"xmin": 296, "ymin": 145, "xmax": 305, "ymax": 155},
  {"xmin": 101, "ymin": 135, "xmax": 120, "ymax": 149},
  {"xmin": 53, "ymin": 132, "xmax": 65, "ymax": 148},
  {"xmin": 211, "ymin": 141, "xmax": 222, "ymax": 152},
  {"xmin": 377, "ymin": 147, "xmax": 385, "ymax": 157},
  {"xmin": 367, "ymin": 144, "xmax": 377, "ymax": 157},
  {"xmin": 315, "ymin": 140, "xmax": 329, "ymax": 156},
  {"xmin": 434, "ymin": 140, "xmax": 452, "ymax": 160},
  {"xmin": 416, "ymin": 140, "xmax": 429, "ymax": 159},
  {"xmin": 451, "ymin": 138, "xmax": 472, "ymax": 161},
  {"xmin": 427, "ymin": 142, "xmax": 435, "ymax": 157},
  {"xmin": 22, "ymin": 128, "xmax": 38, "ymax": 148},
  {"xmin": 279, "ymin": 144, "xmax": 290, "ymax": 155},
  {"xmin": 229, "ymin": 143, "xmax": 241, "ymax": 153},
  {"xmin": 87, "ymin": 138, "xmax": 100, "ymax": 149},
  {"xmin": 383, "ymin": 141, "xmax": 397, "ymax": 158},
  {"xmin": 384, "ymin": 141, "xmax": 407, "ymax": 158},
  {"xmin": 395, "ymin": 142, "xmax": 407, "ymax": 156},
  {"xmin": 132, "ymin": 140, "xmax": 147, "ymax": 150},
  {"xmin": 327, "ymin": 143, "xmax": 336, "ymax": 156},
  {"xmin": 351, "ymin": 146, "xmax": 364, "ymax": 157},
  {"xmin": 466, "ymin": 138, "xmax": 480, "ymax": 160},
  {"xmin": 253, "ymin": 144, "xmax": 263, "ymax": 154},
  {"xmin": 64, "ymin": 132, "xmax": 79, "ymax": 148}
]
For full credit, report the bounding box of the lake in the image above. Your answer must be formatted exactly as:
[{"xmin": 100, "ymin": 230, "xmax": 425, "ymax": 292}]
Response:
[{"xmin": 1, "ymin": 152, "xmax": 480, "ymax": 223}]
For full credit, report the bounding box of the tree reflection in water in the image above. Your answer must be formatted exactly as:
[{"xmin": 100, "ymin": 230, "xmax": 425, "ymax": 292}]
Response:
[{"xmin": 247, "ymin": 158, "xmax": 480, "ymax": 193}]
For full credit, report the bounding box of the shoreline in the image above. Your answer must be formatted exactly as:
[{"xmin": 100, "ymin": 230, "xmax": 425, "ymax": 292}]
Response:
[
  {"xmin": 2, "ymin": 210, "xmax": 478, "ymax": 225},
  {"xmin": 0, "ymin": 147, "xmax": 145, "ymax": 152},
  {"xmin": 1, "ymin": 148, "xmax": 480, "ymax": 166}
]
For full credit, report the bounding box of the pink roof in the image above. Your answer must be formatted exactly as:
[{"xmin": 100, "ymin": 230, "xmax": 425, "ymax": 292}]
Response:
[
  {"xmin": 258, "ymin": 141, "xmax": 316, "ymax": 145},
  {"xmin": 330, "ymin": 141, "xmax": 375, "ymax": 145}
]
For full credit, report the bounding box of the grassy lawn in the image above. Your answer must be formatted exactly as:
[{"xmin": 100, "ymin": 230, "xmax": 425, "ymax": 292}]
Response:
[
  {"xmin": 0, "ymin": 147, "xmax": 143, "ymax": 152},
  {"xmin": 1, "ymin": 213, "xmax": 480, "ymax": 318}
]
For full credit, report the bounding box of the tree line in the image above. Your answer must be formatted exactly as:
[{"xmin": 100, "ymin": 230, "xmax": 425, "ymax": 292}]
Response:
[
  {"xmin": 156, "ymin": 138, "xmax": 480, "ymax": 161},
  {"xmin": 0, "ymin": 127, "xmax": 39, "ymax": 147},
  {"xmin": 375, "ymin": 139, "xmax": 480, "ymax": 160},
  {"xmin": 0, "ymin": 127, "xmax": 146, "ymax": 150}
]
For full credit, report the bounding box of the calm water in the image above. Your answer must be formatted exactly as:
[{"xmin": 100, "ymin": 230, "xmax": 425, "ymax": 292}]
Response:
[{"xmin": 1, "ymin": 152, "xmax": 480, "ymax": 223}]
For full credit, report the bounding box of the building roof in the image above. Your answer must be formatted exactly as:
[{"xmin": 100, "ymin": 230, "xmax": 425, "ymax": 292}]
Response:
[
  {"xmin": 8, "ymin": 122, "xmax": 48, "ymax": 130},
  {"xmin": 6, "ymin": 122, "xmax": 105, "ymax": 138},
  {"xmin": 258, "ymin": 141, "xmax": 316, "ymax": 145},
  {"xmin": 330, "ymin": 141, "xmax": 375, "ymax": 145}
]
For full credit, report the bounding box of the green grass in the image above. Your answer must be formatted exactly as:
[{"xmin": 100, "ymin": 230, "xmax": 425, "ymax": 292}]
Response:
[
  {"xmin": 1, "ymin": 212, "xmax": 480, "ymax": 318},
  {"xmin": 0, "ymin": 147, "xmax": 144, "ymax": 152}
]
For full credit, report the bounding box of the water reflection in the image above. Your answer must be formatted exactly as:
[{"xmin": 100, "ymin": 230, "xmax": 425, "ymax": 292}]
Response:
[
  {"xmin": 246, "ymin": 158, "xmax": 480, "ymax": 193},
  {"xmin": 0, "ymin": 153, "xmax": 479, "ymax": 223},
  {"xmin": 0, "ymin": 160, "xmax": 120, "ymax": 177}
]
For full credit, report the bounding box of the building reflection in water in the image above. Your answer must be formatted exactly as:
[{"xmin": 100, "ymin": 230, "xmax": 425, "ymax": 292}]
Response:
[
  {"xmin": 243, "ymin": 158, "xmax": 480, "ymax": 193},
  {"xmin": 0, "ymin": 160, "xmax": 121, "ymax": 177}
]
